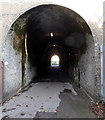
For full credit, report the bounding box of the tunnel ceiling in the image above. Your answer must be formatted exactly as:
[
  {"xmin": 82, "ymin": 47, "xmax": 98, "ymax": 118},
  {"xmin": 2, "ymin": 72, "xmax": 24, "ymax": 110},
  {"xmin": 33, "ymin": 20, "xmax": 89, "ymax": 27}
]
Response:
[{"xmin": 27, "ymin": 4, "xmax": 91, "ymax": 55}]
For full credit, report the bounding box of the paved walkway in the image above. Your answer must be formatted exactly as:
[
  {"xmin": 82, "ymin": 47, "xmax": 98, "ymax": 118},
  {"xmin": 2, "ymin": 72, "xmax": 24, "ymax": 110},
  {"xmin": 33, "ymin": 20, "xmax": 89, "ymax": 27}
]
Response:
[{"xmin": 1, "ymin": 82, "xmax": 95, "ymax": 118}]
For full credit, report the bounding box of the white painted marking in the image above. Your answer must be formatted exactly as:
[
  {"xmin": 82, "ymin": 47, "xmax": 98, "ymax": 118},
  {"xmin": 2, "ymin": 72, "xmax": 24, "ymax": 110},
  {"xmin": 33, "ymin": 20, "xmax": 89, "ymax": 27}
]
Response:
[{"xmin": 4, "ymin": 61, "xmax": 8, "ymax": 66}]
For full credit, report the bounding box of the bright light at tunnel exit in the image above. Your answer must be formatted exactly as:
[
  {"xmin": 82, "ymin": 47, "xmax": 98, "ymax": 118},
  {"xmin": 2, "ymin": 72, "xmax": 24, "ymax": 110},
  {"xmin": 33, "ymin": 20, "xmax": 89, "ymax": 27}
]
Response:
[
  {"xmin": 50, "ymin": 33, "xmax": 53, "ymax": 37},
  {"xmin": 51, "ymin": 55, "xmax": 60, "ymax": 67}
]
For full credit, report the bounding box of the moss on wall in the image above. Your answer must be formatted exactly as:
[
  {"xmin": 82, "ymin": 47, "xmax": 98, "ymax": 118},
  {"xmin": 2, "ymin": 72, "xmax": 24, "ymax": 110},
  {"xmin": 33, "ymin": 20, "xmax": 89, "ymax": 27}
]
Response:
[
  {"xmin": 11, "ymin": 15, "xmax": 27, "ymax": 52},
  {"xmin": 13, "ymin": 34, "xmax": 24, "ymax": 52}
]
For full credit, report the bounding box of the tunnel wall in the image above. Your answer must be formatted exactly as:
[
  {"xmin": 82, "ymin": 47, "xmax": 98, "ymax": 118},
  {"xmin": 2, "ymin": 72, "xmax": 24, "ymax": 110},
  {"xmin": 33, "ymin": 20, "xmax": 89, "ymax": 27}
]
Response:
[
  {"xmin": 70, "ymin": 33, "xmax": 96, "ymax": 99},
  {"xmin": 1, "ymin": 16, "xmax": 36, "ymax": 101},
  {"xmin": 78, "ymin": 34, "xmax": 95, "ymax": 98},
  {"xmin": 0, "ymin": 0, "xmax": 103, "ymax": 102},
  {"xmin": 1, "ymin": 30, "xmax": 22, "ymax": 101}
]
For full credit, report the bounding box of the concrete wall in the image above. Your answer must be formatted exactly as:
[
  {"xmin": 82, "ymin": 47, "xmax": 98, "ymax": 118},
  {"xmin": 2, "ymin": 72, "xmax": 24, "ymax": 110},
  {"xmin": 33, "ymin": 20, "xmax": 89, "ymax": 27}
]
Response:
[
  {"xmin": 2, "ymin": 30, "xmax": 22, "ymax": 101},
  {"xmin": 78, "ymin": 34, "xmax": 95, "ymax": 99},
  {"xmin": 0, "ymin": 0, "xmax": 104, "ymax": 101}
]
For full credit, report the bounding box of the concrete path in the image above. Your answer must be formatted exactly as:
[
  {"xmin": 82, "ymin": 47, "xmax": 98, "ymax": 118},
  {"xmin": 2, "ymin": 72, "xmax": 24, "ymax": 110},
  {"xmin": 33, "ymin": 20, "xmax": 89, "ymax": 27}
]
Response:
[{"xmin": 1, "ymin": 82, "xmax": 95, "ymax": 118}]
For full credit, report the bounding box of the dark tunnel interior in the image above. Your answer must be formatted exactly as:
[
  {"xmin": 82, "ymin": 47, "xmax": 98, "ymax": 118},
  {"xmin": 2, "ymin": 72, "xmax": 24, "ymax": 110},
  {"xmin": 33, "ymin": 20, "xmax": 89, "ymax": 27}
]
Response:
[{"xmin": 26, "ymin": 4, "xmax": 92, "ymax": 82}]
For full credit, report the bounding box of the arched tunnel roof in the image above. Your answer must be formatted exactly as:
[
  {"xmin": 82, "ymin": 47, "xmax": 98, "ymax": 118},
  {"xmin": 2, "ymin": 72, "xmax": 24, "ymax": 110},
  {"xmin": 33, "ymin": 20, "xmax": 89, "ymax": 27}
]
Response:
[
  {"xmin": 27, "ymin": 4, "xmax": 92, "ymax": 55},
  {"xmin": 26, "ymin": 4, "xmax": 93, "ymax": 76}
]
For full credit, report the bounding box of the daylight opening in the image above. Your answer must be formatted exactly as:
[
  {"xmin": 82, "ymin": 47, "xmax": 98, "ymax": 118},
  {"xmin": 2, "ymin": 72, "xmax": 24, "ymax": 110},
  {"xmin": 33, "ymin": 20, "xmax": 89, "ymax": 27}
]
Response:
[{"xmin": 51, "ymin": 55, "xmax": 60, "ymax": 67}]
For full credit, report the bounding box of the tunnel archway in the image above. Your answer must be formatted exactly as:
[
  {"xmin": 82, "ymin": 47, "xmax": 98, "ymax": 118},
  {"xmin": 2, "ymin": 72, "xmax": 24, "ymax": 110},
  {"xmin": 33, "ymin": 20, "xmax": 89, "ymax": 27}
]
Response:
[
  {"xmin": 3, "ymin": 4, "xmax": 95, "ymax": 101},
  {"xmin": 26, "ymin": 4, "xmax": 93, "ymax": 83}
]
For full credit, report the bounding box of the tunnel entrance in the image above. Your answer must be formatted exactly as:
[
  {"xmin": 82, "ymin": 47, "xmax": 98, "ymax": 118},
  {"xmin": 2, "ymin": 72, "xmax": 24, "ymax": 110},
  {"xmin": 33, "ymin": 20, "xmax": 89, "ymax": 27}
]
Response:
[
  {"xmin": 26, "ymin": 4, "xmax": 92, "ymax": 83},
  {"xmin": 4, "ymin": 4, "xmax": 95, "ymax": 101}
]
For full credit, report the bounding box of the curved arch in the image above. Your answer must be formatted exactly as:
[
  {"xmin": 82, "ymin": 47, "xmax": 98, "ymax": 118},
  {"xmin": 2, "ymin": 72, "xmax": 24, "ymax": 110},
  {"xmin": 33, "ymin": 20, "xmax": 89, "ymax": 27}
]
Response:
[
  {"xmin": 51, "ymin": 55, "xmax": 60, "ymax": 62},
  {"xmin": 6, "ymin": 4, "xmax": 93, "ymax": 53},
  {"xmin": 3, "ymin": 4, "xmax": 95, "ymax": 101}
]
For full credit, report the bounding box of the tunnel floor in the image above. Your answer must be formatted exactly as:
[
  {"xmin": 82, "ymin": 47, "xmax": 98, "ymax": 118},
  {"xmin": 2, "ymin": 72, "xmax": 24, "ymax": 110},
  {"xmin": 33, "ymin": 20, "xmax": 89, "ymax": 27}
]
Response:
[
  {"xmin": 34, "ymin": 70, "xmax": 70, "ymax": 82},
  {"xmin": 1, "ymin": 82, "xmax": 95, "ymax": 118}
]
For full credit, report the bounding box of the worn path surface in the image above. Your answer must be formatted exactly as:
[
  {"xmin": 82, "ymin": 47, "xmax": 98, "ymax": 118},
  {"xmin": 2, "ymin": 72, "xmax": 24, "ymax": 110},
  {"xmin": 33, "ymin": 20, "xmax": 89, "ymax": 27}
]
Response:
[{"xmin": 1, "ymin": 82, "xmax": 95, "ymax": 118}]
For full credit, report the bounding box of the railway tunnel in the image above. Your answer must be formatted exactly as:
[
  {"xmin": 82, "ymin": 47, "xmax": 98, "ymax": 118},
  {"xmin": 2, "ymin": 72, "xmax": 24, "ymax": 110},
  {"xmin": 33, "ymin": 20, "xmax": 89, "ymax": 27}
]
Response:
[
  {"xmin": 1, "ymin": 1, "xmax": 104, "ymax": 118},
  {"xmin": 2, "ymin": 4, "xmax": 95, "ymax": 101},
  {"xmin": 26, "ymin": 4, "xmax": 92, "ymax": 83}
]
